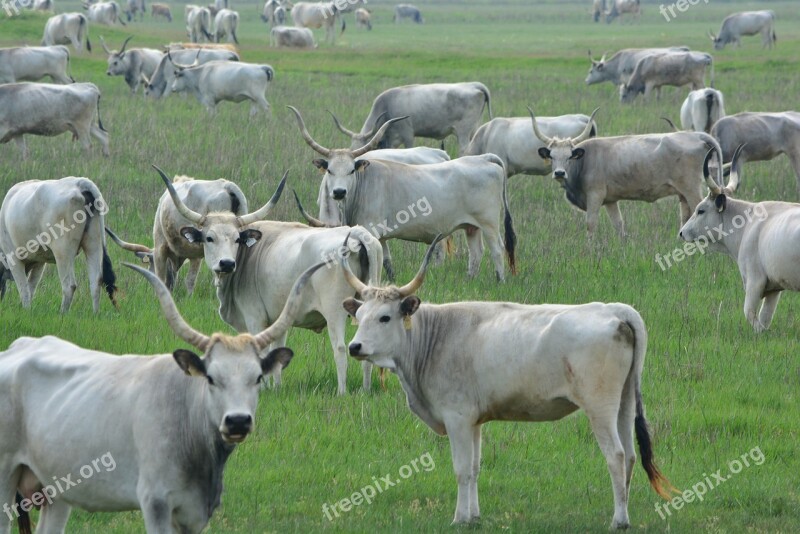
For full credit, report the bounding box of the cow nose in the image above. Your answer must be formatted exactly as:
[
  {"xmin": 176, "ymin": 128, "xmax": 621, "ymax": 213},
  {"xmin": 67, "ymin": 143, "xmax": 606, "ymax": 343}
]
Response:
[
  {"xmin": 349, "ymin": 342, "xmax": 362, "ymax": 356},
  {"xmin": 106, "ymin": 71, "xmax": 111, "ymax": 76},
  {"xmin": 679, "ymin": 231, "xmax": 683, "ymax": 239},
  {"xmin": 332, "ymin": 188, "xmax": 347, "ymax": 201},
  {"xmin": 217, "ymin": 259, "xmax": 236, "ymax": 273},
  {"xmin": 554, "ymin": 170, "xmax": 566, "ymax": 179},
  {"xmin": 224, "ymin": 414, "xmax": 252, "ymax": 434}
]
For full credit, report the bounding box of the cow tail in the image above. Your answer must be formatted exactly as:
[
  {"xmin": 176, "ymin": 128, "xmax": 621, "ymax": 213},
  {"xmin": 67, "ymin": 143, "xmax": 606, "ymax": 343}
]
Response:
[
  {"xmin": 116, "ymin": 3, "xmax": 127, "ymax": 25},
  {"xmin": 66, "ymin": 48, "xmax": 75, "ymax": 83},
  {"xmin": 354, "ymin": 227, "xmax": 381, "ymax": 286},
  {"xmin": 261, "ymin": 65, "xmax": 274, "ymax": 82},
  {"xmin": 96, "ymin": 93, "xmax": 107, "ymax": 132},
  {"xmin": 497, "ymin": 159, "xmax": 516, "ymax": 275},
  {"xmin": 478, "ymin": 83, "xmax": 493, "ymax": 120},
  {"xmin": 340, "ymin": 16, "xmax": 346, "ymax": 35},
  {"xmin": 709, "ymin": 55, "xmax": 715, "ymax": 87},
  {"xmin": 704, "ymin": 90, "xmax": 714, "ymax": 133},
  {"xmin": 81, "ymin": 187, "xmax": 119, "ymax": 308},
  {"xmin": 17, "ymin": 493, "xmax": 32, "ymax": 534},
  {"xmin": 81, "ymin": 15, "xmax": 92, "ymax": 52},
  {"xmin": 232, "ymin": 28, "xmax": 239, "ymax": 45}
]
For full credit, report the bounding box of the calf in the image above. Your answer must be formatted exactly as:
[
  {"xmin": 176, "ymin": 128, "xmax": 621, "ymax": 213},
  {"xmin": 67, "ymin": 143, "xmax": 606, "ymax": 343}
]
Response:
[{"xmin": 151, "ymin": 2, "xmax": 172, "ymax": 21}]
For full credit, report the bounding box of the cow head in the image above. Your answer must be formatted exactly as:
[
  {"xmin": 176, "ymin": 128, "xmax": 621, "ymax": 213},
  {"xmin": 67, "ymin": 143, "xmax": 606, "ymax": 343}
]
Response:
[
  {"xmin": 329, "ymin": 110, "xmax": 390, "ymax": 151},
  {"xmin": 618, "ymin": 81, "xmax": 642, "ymax": 104},
  {"xmin": 169, "ymin": 50, "xmax": 201, "ymax": 93},
  {"xmin": 101, "ymin": 35, "xmax": 133, "ymax": 76},
  {"xmin": 341, "ymin": 234, "xmax": 442, "ymax": 370},
  {"xmin": 288, "ymin": 106, "xmax": 407, "ymax": 202},
  {"xmin": 127, "ymin": 260, "xmax": 324, "ymax": 444},
  {"xmin": 708, "ymin": 30, "xmax": 724, "ymax": 50},
  {"xmin": 585, "ymin": 50, "xmax": 608, "ymax": 84},
  {"xmin": 153, "ymin": 165, "xmax": 286, "ymax": 282},
  {"xmin": 530, "ymin": 106, "xmax": 597, "ymax": 183}
]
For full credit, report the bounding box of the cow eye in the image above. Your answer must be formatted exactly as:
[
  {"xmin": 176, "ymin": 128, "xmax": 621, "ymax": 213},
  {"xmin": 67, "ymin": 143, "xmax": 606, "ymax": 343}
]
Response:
[
  {"xmin": 697, "ymin": 209, "xmax": 705, "ymax": 215},
  {"xmin": 206, "ymin": 236, "xmax": 214, "ymax": 243},
  {"xmin": 207, "ymin": 375, "xmax": 215, "ymax": 386},
  {"xmin": 379, "ymin": 315, "xmax": 390, "ymax": 323}
]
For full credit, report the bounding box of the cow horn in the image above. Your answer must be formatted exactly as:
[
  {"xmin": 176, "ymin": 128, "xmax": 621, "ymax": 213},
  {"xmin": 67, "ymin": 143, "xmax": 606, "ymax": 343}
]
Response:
[
  {"xmin": 599, "ymin": 52, "xmax": 607, "ymax": 63},
  {"xmin": 362, "ymin": 112, "xmax": 389, "ymax": 139},
  {"xmin": 396, "ymin": 234, "xmax": 444, "ymax": 298},
  {"xmin": 726, "ymin": 144, "xmax": 745, "ymax": 193},
  {"xmin": 238, "ymin": 170, "xmax": 287, "ymax": 226},
  {"xmin": 527, "ymin": 106, "xmax": 553, "ymax": 145},
  {"xmin": 99, "ymin": 35, "xmax": 112, "ymax": 55},
  {"xmin": 152, "ymin": 165, "xmax": 205, "ymax": 224},
  {"xmin": 118, "ymin": 35, "xmax": 133, "ymax": 55},
  {"xmin": 124, "ymin": 263, "xmax": 212, "ymax": 351},
  {"xmin": 351, "ymin": 115, "xmax": 409, "ymax": 158},
  {"xmin": 708, "ymin": 30, "xmax": 716, "ymax": 41},
  {"xmin": 702, "ymin": 148, "xmax": 722, "ymax": 194},
  {"xmin": 293, "ymin": 190, "xmax": 332, "ymax": 227},
  {"xmin": 574, "ymin": 108, "xmax": 599, "ymax": 143},
  {"xmin": 328, "ymin": 110, "xmax": 358, "ymax": 138},
  {"xmin": 339, "ymin": 232, "xmax": 369, "ymax": 295},
  {"xmin": 661, "ymin": 116, "xmax": 679, "ymax": 132},
  {"xmin": 168, "ymin": 50, "xmax": 192, "ymax": 70},
  {"xmin": 105, "ymin": 227, "xmax": 153, "ymax": 254},
  {"xmin": 287, "ymin": 106, "xmax": 331, "ymax": 157}
]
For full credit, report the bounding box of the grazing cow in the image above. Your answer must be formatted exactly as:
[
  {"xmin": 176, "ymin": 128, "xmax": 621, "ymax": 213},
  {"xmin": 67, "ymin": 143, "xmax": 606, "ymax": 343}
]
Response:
[
  {"xmin": 605, "ymin": 0, "xmax": 639, "ymax": 23},
  {"xmin": 150, "ymin": 2, "xmax": 171, "ymax": 20},
  {"xmin": 709, "ymin": 11, "xmax": 776, "ymax": 50},
  {"xmin": 101, "ymin": 36, "xmax": 163, "ymax": 94},
  {"xmin": 154, "ymin": 167, "xmax": 384, "ymax": 394},
  {"xmin": 355, "ymin": 7, "xmax": 371, "ymax": 30},
  {"xmin": 290, "ymin": 106, "xmax": 516, "ymax": 281},
  {"xmin": 32, "ymin": 0, "xmax": 53, "ymax": 11},
  {"xmin": 0, "ymin": 262, "xmax": 319, "ymax": 534},
  {"xmin": 186, "ymin": 5, "xmax": 213, "ymax": 42},
  {"xmin": 620, "ymin": 51, "xmax": 713, "ymax": 103},
  {"xmin": 213, "ymin": 9, "xmax": 239, "ymax": 44},
  {"xmin": 124, "ymin": 0, "xmax": 144, "ymax": 21},
  {"xmin": 464, "ymin": 113, "xmax": 597, "ymax": 177},
  {"xmin": 0, "ymin": 83, "xmax": 109, "ymax": 160},
  {"xmin": 84, "ymin": 1, "xmax": 126, "ymax": 25},
  {"xmin": 393, "ymin": 3, "xmax": 422, "ymax": 23},
  {"xmin": 711, "ymin": 112, "xmax": 800, "ymax": 195},
  {"xmin": 143, "ymin": 47, "xmax": 238, "ymax": 99},
  {"xmin": 42, "ymin": 13, "xmax": 92, "ymax": 53},
  {"xmin": 332, "ymin": 82, "xmax": 493, "ymax": 155},
  {"xmin": 170, "ymin": 56, "xmax": 274, "ymax": 116},
  {"xmin": 269, "ymin": 26, "xmax": 316, "ymax": 48},
  {"xmin": 291, "ymin": 2, "xmax": 346, "ymax": 44},
  {"xmin": 340, "ymin": 237, "xmax": 675, "ymax": 527},
  {"xmin": 0, "ymin": 177, "xmax": 117, "ymax": 313},
  {"xmin": 680, "ymin": 145, "xmax": 800, "ymax": 331},
  {"xmin": 585, "ymin": 47, "xmax": 689, "ymax": 86},
  {"xmin": 680, "ymin": 88, "xmax": 725, "ymax": 133},
  {"xmin": 530, "ymin": 107, "xmax": 723, "ymax": 237},
  {"xmin": 0, "ymin": 46, "xmax": 73, "ymax": 84}
]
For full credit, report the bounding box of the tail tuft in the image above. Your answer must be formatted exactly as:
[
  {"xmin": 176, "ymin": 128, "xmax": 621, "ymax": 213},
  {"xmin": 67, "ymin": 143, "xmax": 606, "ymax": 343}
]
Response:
[
  {"xmin": 17, "ymin": 493, "xmax": 32, "ymax": 534},
  {"xmin": 635, "ymin": 403, "xmax": 679, "ymax": 500},
  {"xmin": 102, "ymin": 246, "xmax": 119, "ymax": 308},
  {"xmin": 504, "ymin": 208, "xmax": 517, "ymax": 275}
]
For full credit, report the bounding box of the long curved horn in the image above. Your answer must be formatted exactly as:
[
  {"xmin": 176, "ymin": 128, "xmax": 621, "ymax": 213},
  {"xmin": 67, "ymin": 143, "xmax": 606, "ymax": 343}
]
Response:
[
  {"xmin": 118, "ymin": 35, "xmax": 133, "ymax": 54},
  {"xmin": 328, "ymin": 110, "xmax": 358, "ymax": 138},
  {"xmin": 238, "ymin": 170, "xmax": 287, "ymax": 225},
  {"xmin": 726, "ymin": 144, "xmax": 745, "ymax": 193},
  {"xmin": 574, "ymin": 107, "xmax": 599, "ymax": 143},
  {"xmin": 125, "ymin": 263, "xmax": 211, "ymax": 350},
  {"xmin": 252, "ymin": 262, "xmax": 326, "ymax": 350},
  {"xmin": 708, "ymin": 29, "xmax": 716, "ymax": 41},
  {"xmin": 167, "ymin": 50, "xmax": 193, "ymax": 69},
  {"xmin": 292, "ymin": 190, "xmax": 333, "ymax": 227},
  {"xmin": 599, "ymin": 52, "xmax": 607, "ymax": 63},
  {"xmin": 661, "ymin": 116, "xmax": 679, "ymax": 132},
  {"xmin": 396, "ymin": 234, "xmax": 444, "ymax": 298},
  {"xmin": 100, "ymin": 35, "xmax": 112, "ymax": 55},
  {"xmin": 351, "ymin": 115, "xmax": 409, "ymax": 158},
  {"xmin": 702, "ymin": 148, "xmax": 722, "ymax": 195},
  {"xmin": 527, "ymin": 106, "xmax": 553, "ymax": 145},
  {"xmin": 362, "ymin": 111, "xmax": 389, "ymax": 139},
  {"xmin": 338, "ymin": 232, "xmax": 368, "ymax": 295},
  {"xmin": 105, "ymin": 227, "xmax": 153, "ymax": 254},
  {"xmin": 287, "ymin": 106, "xmax": 331, "ymax": 157},
  {"xmin": 152, "ymin": 165, "xmax": 205, "ymax": 224}
]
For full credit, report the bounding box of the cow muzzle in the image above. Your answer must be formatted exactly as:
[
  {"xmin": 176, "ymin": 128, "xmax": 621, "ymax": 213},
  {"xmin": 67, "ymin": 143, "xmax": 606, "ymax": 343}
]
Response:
[
  {"xmin": 348, "ymin": 342, "xmax": 365, "ymax": 359},
  {"xmin": 221, "ymin": 413, "xmax": 253, "ymax": 443},
  {"xmin": 215, "ymin": 259, "xmax": 236, "ymax": 274},
  {"xmin": 332, "ymin": 188, "xmax": 347, "ymax": 201},
  {"xmin": 553, "ymin": 170, "xmax": 566, "ymax": 179}
]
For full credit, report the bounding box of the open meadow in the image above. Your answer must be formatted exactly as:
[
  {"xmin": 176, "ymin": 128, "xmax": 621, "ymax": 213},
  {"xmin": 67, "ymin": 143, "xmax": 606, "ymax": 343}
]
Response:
[{"xmin": 0, "ymin": 0, "xmax": 799, "ymax": 531}]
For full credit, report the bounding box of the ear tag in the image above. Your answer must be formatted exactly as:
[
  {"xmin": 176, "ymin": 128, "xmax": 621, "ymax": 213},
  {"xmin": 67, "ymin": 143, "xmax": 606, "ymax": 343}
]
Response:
[
  {"xmin": 351, "ymin": 316, "xmax": 358, "ymax": 326},
  {"xmin": 403, "ymin": 315, "xmax": 412, "ymax": 330},
  {"xmin": 544, "ymin": 158, "xmax": 551, "ymax": 164},
  {"xmin": 244, "ymin": 237, "xmax": 257, "ymax": 248}
]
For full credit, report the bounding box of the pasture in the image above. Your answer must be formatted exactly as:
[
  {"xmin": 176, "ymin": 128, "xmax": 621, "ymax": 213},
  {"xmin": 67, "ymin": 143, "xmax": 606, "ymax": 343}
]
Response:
[{"xmin": 1, "ymin": 0, "xmax": 799, "ymax": 531}]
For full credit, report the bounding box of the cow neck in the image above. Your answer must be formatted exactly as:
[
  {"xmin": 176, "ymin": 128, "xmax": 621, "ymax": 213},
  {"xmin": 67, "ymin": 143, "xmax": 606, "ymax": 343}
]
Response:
[
  {"xmin": 560, "ymin": 157, "xmax": 587, "ymax": 211},
  {"xmin": 341, "ymin": 170, "xmax": 369, "ymax": 226},
  {"xmin": 719, "ymin": 198, "xmax": 750, "ymax": 260},
  {"xmin": 217, "ymin": 243, "xmax": 260, "ymax": 331}
]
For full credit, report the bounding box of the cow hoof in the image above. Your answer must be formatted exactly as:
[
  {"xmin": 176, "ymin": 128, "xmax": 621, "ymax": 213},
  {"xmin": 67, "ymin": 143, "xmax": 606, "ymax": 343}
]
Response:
[{"xmin": 611, "ymin": 519, "xmax": 630, "ymax": 530}]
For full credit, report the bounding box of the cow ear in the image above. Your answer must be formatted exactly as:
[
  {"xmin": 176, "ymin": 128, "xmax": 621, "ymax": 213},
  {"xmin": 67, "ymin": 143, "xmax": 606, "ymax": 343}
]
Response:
[
  {"xmin": 715, "ymin": 194, "xmax": 727, "ymax": 213},
  {"xmin": 181, "ymin": 227, "xmax": 203, "ymax": 244},
  {"xmin": 173, "ymin": 349, "xmax": 206, "ymax": 377},
  {"xmin": 400, "ymin": 295, "xmax": 420, "ymax": 317},
  {"xmin": 537, "ymin": 147, "xmax": 551, "ymax": 161},
  {"xmin": 570, "ymin": 148, "xmax": 585, "ymax": 160},
  {"xmin": 261, "ymin": 347, "xmax": 293, "ymax": 374},
  {"xmin": 312, "ymin": 159, "xmax": 328, "ymax": 171},
  {"xmin": 343, "ymin": 297, "xmax": 363, "ymax": 317},
  {"xmin": 237, "ymin": 229, "xmax": 262, "ymax": 248},
  {"xmin": 354, "ymin": 159, "xmax": 370, "ymax": 172}
]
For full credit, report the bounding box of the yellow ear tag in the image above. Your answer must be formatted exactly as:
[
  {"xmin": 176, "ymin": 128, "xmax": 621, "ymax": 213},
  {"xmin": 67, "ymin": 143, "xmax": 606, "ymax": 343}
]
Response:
[
  {"xmin": 403, "ymin": 315, "xmax": 412, "ymax": 330},
  {"xmin": 351, "ymin": 316, "xmax": 358, "ymax": 326}
]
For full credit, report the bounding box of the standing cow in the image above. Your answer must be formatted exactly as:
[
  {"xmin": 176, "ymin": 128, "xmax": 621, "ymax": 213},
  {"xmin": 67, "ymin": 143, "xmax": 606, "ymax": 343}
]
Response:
[
  {"xmin": 620, "ymin": 51, "xmax": 713, "ymax": 103},
  {"xmin": 709, "ymin": 11, "xmax": 776, "ymax": 50},
  {"xmin": 262, "ymin": 0, "xmax": 290, "ymax": 25},
  {"xmin": 124, "ymin": 0, "xmax": 145, "ymax": 21},
  {"xmin": 213, "ymin": 8, "xmax": 239, "ymax": 44},
  {"xmin": 605, "ymin": 0, "xmax": 639, "ymax": 23},
  {"xmin": 354, "ymin": 7, "xmax": 371, "ymax": 30},
  {"xmin": 340, "ymin": 238, "xmax": 675, "ymax": 527},
  {"xmin": 101, "ymin": 36, "xmax": 163, "ymax": 94},
  {"xmin": 0, "ymin": 177, "xmax": 117, "ymax": 313},
  {"xmin": 0, "ymin": 46, "xmax": 73, "ymax": 84},
  {"xmin": 42, "ymin": 13, "xmax": 92, "ymax": 53},
  {"xmin": 680, "ymin": 88, "xmax": 725, "ymax": 133},
  {"xmin": 84, "ymin": 1, "xmax": 126, "ymax": 25},
  {"xmin": 186, "ymin": 5, "xmax": 213, "ymax": 42},
  {"xmin": 150, "ymin": 2, "xmax": 171, "ymax": 20},
  {"xmin": 143, "ymin": 47, "xmax": 238, "ymax": 99},
  {"xmin": 585, "ymin": 47, "xmax": 689, "ymax": 87},
  {"xmin": 291, "ymin": 2, "xmax": 346, "ymax": 44},
  {"xmin": 392, "ymin": 3, "xmax": 422, "ymax": 23}
]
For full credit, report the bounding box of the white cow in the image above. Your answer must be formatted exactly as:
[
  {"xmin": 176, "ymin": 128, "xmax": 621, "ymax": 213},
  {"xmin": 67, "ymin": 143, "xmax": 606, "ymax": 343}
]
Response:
[
  {"xmin": 0, "ymin": 46, "xmax": 73, "ymax": 84},
  {"xmin": 620, "ymin": 51, "xmax": 713, "ymax": 103},
  {"xmin": 100, "ymin": 36, "xmax": 163, "ymax": 94},
  {"xmin": 143, "ymin": 47, "xmax": 238, "ymax": 99},
  {"xmin": 709, "ymin": 10, "xmax": 776, "ymax": 50},
  {"xmin": 124, "ymin": 0, "xmax": 145, "ymax": 21},
  {"xmin": 393, "ymin": 3, "xmax": 422, "ymax": 23},
  {"xmin": 680, "ymin": 88, "xmax": 725, "ymax": 133},
  {"xmin": 186, "ymin": 5, "xmax": 213, "ymax": 42},
  {"xmin": 41, "ymin": 13, "xmax": 92, "ymax": 53},
  {"xmin": 605, "ymin": 0, "xmax": 639, "ymax": 23},
  {"xmin": 269, "ymin": 26, "xmax": 316, "ymax": 48},
  {"xmin": 354, "ymin": 7, "xmax": 371, "ymax": 29},
  {"xmin": 213, "ymin": 8, "xmax": 239, "ymax": 44},
  {"xmin": 84, "ymin": 1, "xmax": 126, "ymax": 25},
  {"xmin": 291, "ymin": 2, "xmax": 346, "ymax": 44},
  {"xmin": 150, "ymin": 2, "xmax": 171, "ymax": 21}
]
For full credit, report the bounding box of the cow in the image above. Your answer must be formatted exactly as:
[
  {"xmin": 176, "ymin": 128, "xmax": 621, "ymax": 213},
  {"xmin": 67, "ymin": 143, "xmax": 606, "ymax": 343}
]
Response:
[
  {"xmin": 464, "ymin": 113, "xmax": 597, "ymax": 177},
  {"xmin": 169, "ymin": 55, "xmax": 274, "ymax": 116},
  {"xmin": 124, "ymin": 0, "xmax": 144, "ymax": 21},
  {"xmin": 42, "ymin": 13, "xmax": 92, "ymax": 53},
  {"xmin": 339, "ymin": 237, "xmax": 676, "ymax": 527},
  {"xmin": 585, "ymin": 47, "xmax": 689, "ymax": 87},
  {"xmin": 620, "ymin": 51, "xmax": 713, "ymax": 103},
  {"xmin": 262, "ymin": 0, "xmax": 290, "ymax": 25},
  {"xmin": 530, "ymin": 107, "xmax": 723, "ymax": 237},
  {"xmin": 213, "ymin": 8, "xmax": 239, "ymax": 44},
  {"xmin": 100, "ymin": 36, "xmax": 163, "ymax": 94},
  {"xmin": 32, "ymin": 0, "xmax": 53, "ymax": 11},
  {"xmin": 289, "ymin": 106, "xmax": 516, "ymax": 281},
  {"xmin": 291, "ymin": 2, "xmax": 346, "ymax": 45},
  {"xmin": 0, "ymin": 46, "xmax": 73, "ymax": 84},
  {"xmin": 591, "ymin": 0, "xmax": 605, "ymax": 22},
  {"xmin": 392, "ymin": 3, "xmax": 422, "ymax": 23},
  {"xmin": 0, "ymin": 83, "xmax": 110, "ymax": 160},
  {"xmin": 605, "ymin": 0, "xmax": 639, "ymax": 24},
  {"xmin": 84, "ymin": 1, "xmax": 126, "ymax": 26},
  {"xmin": 143, "ymin": 47, "xmax": 238, "ymax": 99},
  {"xmin": 0, "ymin": 177, "xmax": 117, "ymax": 313},
  {"xmin": 186, "ymin": 5, "xmax": 213, "ymax": 42},
  {"xmin": 269, "ymin": 26, "xmax": 316, "ymax": 48},
  {"xmin": 332, "ymin": 82, "xmax": 493, "ymax": 155},
  {"xmin": 679, "ymin": 145, "xmax": 800, "ymax": 332},
  {"xmin": 711, "ymin": 112, "xmax": 800, "ymax": 195},
  {"xmin": 680, "ymin": 88, "xmax": 725, "ymax": 133},
  {"xmin": 355, "ymin": 7, "xmax": 371, "ymax": 29},
  {"xmin": 709, "ymin": 11, "xmax": 776, "ymax": 50},
  {"xmin": 150, "ymin": 2, "xmax": 171, "ymax": 20},
  {"xmin": 153, "ymin": 166, "xmax": 384, "ymax": 395},
  {"xmin": 0, "ymin": 261, "xmax": 320, "ymax": 534}
]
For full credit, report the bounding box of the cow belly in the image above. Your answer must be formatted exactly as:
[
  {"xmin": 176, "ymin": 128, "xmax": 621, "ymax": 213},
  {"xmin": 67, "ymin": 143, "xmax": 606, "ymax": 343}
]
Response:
[{"xmin": 479, "ymin": 395, "xmax": 579, "ymax": 424}]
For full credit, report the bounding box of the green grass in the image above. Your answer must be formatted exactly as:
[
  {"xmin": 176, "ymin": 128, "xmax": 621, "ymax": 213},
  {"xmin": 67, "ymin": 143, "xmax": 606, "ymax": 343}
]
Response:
[{"xmin": 1, "ymin": 1, "xmax": 799, "ymax": 532}]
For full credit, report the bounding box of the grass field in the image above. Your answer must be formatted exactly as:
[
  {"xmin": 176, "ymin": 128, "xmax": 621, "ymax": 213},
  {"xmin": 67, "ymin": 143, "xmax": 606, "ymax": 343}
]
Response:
[{"xmin": 1, "ymin": 0, "xmax": 799, "ymax": 532}]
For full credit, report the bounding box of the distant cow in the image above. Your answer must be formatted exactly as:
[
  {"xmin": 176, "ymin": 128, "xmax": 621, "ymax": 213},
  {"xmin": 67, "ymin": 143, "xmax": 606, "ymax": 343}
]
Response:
[
  {"xmin": 143, "ymin": 47, "xmax": 238, "ymax": 99},
  {"xmin": 270, "ymin": 26, "xmax": 316, "ymax": 48},
  {"xmin": 605, "ymin": 0, "xmax": 639, "ymax": 23},
  {"xmin": 0, "ymin": 46, "xmax": 73, "ymax": 84},
  {"xmin": 0, "ymin": 177, "xmax": 116, "ymax": 313},
  {"xmin": 213, "ymin": 8, "xmax": 239, "ymax": 44},
  {"xmin": 680, "ymin": 88, "xmax": 725, "ymax": 133},
  {"xmin": 0, "ymin": 83, "xmax": 109, "ymax": 160},
  {"xmin": 150, "ymin": 2, "xmax": 171, "ymax": 20},
  {"xmin": 186, "ymin": 5, "xmax": 213, "ymax": 42},
  {"xmin": 591, "ymin": 0, "xmax": 604, "ymax": 22},
  {"xmin": 680, "ymin": 145, "xmax": 800, "ymax": 332},
  {"xmin": 262, "ymin": 0, "xmax": 290, "ymax": 25},
  {"xmin": 340, "ymin": 238, "xmax": 675, "ymax": 527},
  {"xmin": 42, "ymin": 13, "xmax": 92, "ymax": 53},
  {"xmin": 291, "ymin": 2, "xmax": 346, "ymax": 44},
  {"xmin": 620, "ymin": 51, "xmax": 713, "ymax": 103},
  {"xmin": 585, "ymin": 47, "xmax": 689, "ymax": 86},
  {"xmin": 393, "ymin": 3, "xmax": 422, "ymax": 23},
  {"xmin": 32, "ymin": 0, "xmax": 53, "ymax": 11},
  {"xmin": 100, "ymin": 36, "xmax": 163, "ymax": 94},
  {"xmin": 84, "ymin": 1, "xmax": 126, "ymax": 25},
  {"xmin": 711, "ymin": 112, "xmax": 800, "ymax": 195},
  {"xmin": 709, "ymin": 11, "xmax": 776, "ymax": 50},
  {"xmin": 124, "ymin": 0, "xmax": 144, "ymax": 21},
  {"xmin": 355, "ymin": 7, "xmax": 371, "ymax": 30}
]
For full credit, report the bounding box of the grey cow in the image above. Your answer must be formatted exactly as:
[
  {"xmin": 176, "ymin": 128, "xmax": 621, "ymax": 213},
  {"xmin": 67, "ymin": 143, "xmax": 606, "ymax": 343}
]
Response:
[
  {"xmin": 709, "ymin": 11, "xmax": 776, "ymax": 50},
  {"xmin": 100, "ymin": 36, "xmax": 163, "ymax": 94},
  {"xmin": 0, "ymin": 45, "xmax": 73, "ymax": 84},
  {"xmin": 585, "ymin": 47, "xmax": 689, "ymax": 87},
  {"xmin": 142, "ymin": 47, "xmax": 239, "ymax": 99}
]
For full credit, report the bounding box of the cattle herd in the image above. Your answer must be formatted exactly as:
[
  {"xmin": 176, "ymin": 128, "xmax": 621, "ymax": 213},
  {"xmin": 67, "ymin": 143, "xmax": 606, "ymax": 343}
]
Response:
[{"xmin": 0, "ymin": 1, "xmax": 797, "ymax": 532}]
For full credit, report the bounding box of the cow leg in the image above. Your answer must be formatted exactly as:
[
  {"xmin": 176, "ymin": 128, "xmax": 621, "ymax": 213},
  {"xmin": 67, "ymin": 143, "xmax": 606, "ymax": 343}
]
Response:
[
  {"xmin": 154, "ymin": 248, "xmax": 174, "ymax": 291},
  {"xmin": 743, "ymin": 276, "xmax": 768, "ymax": 332},
  {"xmin": 13, "ymin": 137, "xmax": 28, "ymax": 160},
  {"xmin": 139, "ymin": 493, "xmax": 173, "ymax": 534},
  {"xmin": 757, "ymin": 291, "xmax": 782, "ymax": 331},
  {"xmin": 617, "ymin": 370, "xmax": 637, "ymax": 498},
  {"xmin": 585, "ymin": 408, "xmax": 629, "ymax": 529},
  {"xmin": 90, "ymin": 123, "xmax": 110, "ymax": 157},
  {"xmin": 469, "ymin": 425, "xmax": 482, "ymax": 520},
  {"xmin": 585, "ymin": 194, "xmax": 604, "ymax": 237},
  {"xmin": 54, "ymin": 253, "xmax": 78, "ymax": 314},
  {"xmin": 26, "ymin": 263, "xmax": 46, "ymax": 300},
  {"xmin": 465, "ymin": 226, "xmax": 483, "ymax": 278},
  {"xmin": 82, "ymin": 237, "xmax": 104, "ymax": 313},
  {"xmin": 325, "ymin": 307, "xmax": 351, "ymax": 395},
  {"xmin": 37, "ymin": 499, "xmax": 73, "ymax": 533},
  {"xmin": 786, "ymin": 151, "xmax": 800, "ymax": 197},
  {"xmin": 7, "ymin": 259, "xmax": 32, "ymax": 308},
  {"xmin": 184, "ymin": 258, "xmax": 202, "ymax": 296},
  {"xmin": 604, "ymin": 202, "xmax": 626, "ymax": 239},
  {"xmin": 445, "ymin": 418, "xmax": 477, "ymax": 524},
  {"xmin": 482, "ymin": 227, "xmax": 505, "ymax": 282},
  {"xmin": 381, "ymin": 240, "xmax": 395, "ymax": 282}
]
